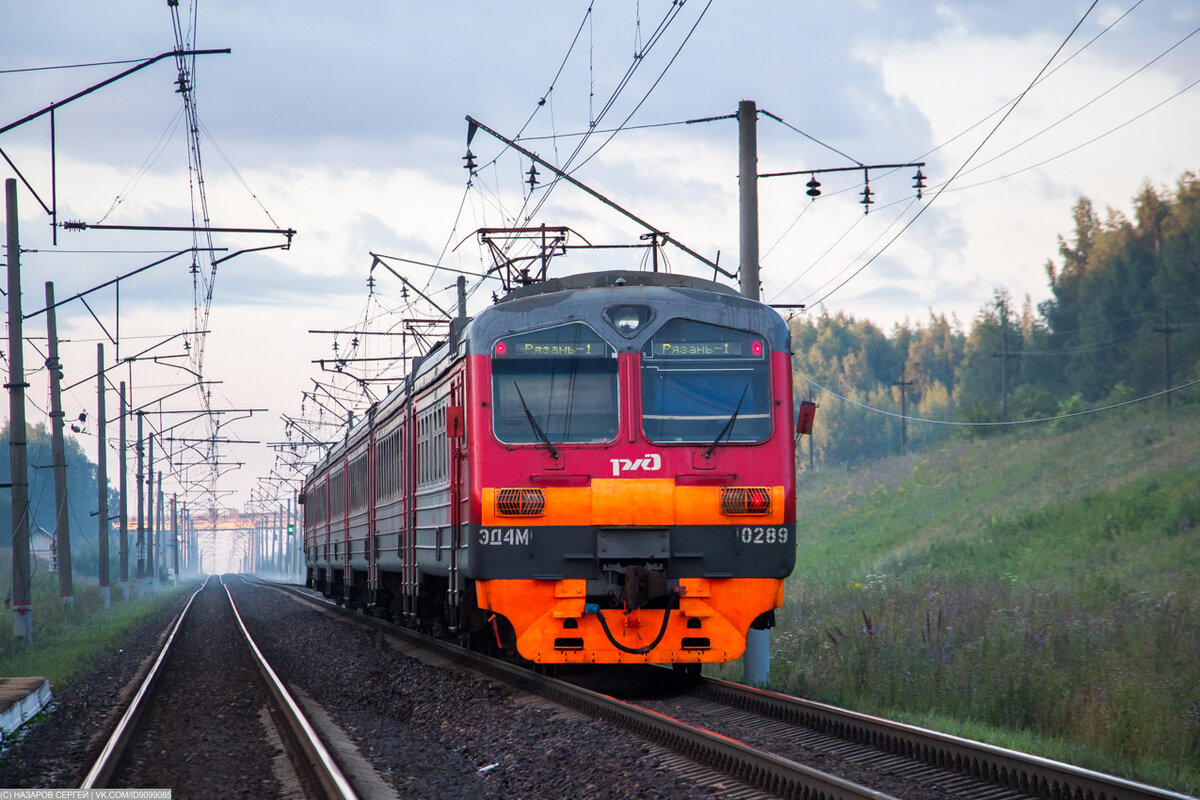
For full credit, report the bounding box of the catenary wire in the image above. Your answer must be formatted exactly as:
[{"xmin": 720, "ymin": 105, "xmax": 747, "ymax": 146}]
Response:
[
  {"xmin": 800, "ymin": 372, "xmax": 1200, "ymax": 427},
  {"xmin": 764, "ymin": 1, "xmax": 1178, "ymax": 301},
  {"xmin": 791, "ymin": 1, "xmax": 1102, "ymax": 308},
  {"xmin": 953, "ymin": 23, "xmax": 1200, "ymax": 186}
]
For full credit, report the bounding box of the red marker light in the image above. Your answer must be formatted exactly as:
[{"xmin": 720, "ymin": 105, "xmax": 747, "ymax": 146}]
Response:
[
  {"xmin": 720, "ymin": 486, "xmax": 772, "ymax": 515},
  {"xmin": 751, "ymin": 340, "xmax": 763, "ymax": 356},
  {"xmin": 495, "ymin": 341, "xmax": 507, "ymax": 356}
]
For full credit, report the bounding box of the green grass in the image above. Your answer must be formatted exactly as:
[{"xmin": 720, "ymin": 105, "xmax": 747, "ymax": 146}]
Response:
[
  {"xmin": 718, "ymin": 404, "xmax": 1200, "ymax": 795},
  {"xmin": 0, "ymin": 562, "xmax": 191, "ymax": 687}
]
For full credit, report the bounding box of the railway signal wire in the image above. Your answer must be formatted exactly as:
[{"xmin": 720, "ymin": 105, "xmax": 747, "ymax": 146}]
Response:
[{"xmin": 798, "ymin": 371, "xmax": 1200, "ymax": 428}]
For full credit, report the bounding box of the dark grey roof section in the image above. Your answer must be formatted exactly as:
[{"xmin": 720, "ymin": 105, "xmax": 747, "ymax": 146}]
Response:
[
  {"xmin": 496, "ymin": 270, "xmax": 741, "ymax": 303},
  {"xmin": 470, "ymin": 270, "xmax": 791, "ymax": 355}
]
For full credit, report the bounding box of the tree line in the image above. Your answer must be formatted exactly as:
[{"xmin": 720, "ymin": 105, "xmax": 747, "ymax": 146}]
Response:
[
  {"xmin": 793, "ymin": 171, "xmax": 1200, "ymax": 467},
  {"xmin": 0, "ymin": 421, "xmax": 118, "ymax": 580}
]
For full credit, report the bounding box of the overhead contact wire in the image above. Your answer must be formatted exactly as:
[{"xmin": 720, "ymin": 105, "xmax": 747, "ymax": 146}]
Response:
[{"xmin": 803, "ymin": 0, "xmax": 1102, "ymax": 308}]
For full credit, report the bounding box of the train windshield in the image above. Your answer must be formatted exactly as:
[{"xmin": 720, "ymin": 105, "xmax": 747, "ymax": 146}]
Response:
[
  {"xmin": 491, "ymin": 323, "xmax": 619, "ymax": 444},
  {"xmin": 640, "ymin": 319, "xmax": 771, "ymax": 444}
]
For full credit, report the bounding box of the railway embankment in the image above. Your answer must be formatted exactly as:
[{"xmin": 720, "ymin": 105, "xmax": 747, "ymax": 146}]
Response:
[
  {"xmin": 740, "ymin": 403, "xmax": 1200, "ymax": 795},
  {"xmin": 0, "ymin": 584, "xmax": 192, "ymax": 787}
]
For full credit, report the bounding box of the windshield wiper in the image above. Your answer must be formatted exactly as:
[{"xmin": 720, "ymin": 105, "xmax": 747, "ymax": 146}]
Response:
[
  {"xmin": 513, "ymin": 381, "xmax": 559, "ymax": 459},
  {"xmin": 703, "ymin": 383, "xmax": 749, "ymax": 458}
]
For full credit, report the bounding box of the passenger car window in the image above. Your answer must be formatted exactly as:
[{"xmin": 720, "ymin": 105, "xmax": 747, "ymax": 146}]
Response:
[
  {"xmin": 640, "ymin": 319, "xmax": 771, "ymax": 444},
  {"xmin": 491, "ymin": 323, "xmax": 619, "ymax": 444}
]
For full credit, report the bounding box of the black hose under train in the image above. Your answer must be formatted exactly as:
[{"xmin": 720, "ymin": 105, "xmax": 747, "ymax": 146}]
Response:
[{"xmin": 593, "ymin": 607, "xmax": 673, "ymax": 655}]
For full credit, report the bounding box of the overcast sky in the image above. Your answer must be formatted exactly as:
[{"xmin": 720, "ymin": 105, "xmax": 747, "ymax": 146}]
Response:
[{"xmin": 2, "ymin": 1, "xmax": 1197, "ymax": 546}]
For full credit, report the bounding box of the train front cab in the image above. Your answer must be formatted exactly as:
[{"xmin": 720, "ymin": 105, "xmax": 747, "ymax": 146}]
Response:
[{"xmin": 465, "ymin": 286, "xmax": 799, "ymax": 666}]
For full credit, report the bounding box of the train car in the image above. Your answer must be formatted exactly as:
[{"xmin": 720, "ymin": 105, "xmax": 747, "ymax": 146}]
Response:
[{"xmin": 303, "ymin": 269, "xmax": 811, "ymax": 667}]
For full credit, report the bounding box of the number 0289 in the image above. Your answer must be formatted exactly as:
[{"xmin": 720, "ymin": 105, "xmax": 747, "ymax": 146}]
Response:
[{"xmin": 738, "ymin": 526, "xmax": 789, "ymax": 544}]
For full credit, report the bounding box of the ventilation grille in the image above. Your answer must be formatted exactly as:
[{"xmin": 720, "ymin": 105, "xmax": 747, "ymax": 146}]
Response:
[
  {"xmin": 496, "ymin": 488, "xmax": 546, "ymax": 516},
  {"xmin": 720, "ymin": 487, "xmax": 772, "ymax": 516}
]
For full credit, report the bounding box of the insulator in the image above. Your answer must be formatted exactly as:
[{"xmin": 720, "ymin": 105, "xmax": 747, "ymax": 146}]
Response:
[
  {"xmin": 860, "ymin": 184, "xmax": 874, "ymax": 214},
  {"xmin": 805, "ymin": 175, "xmax": 821, "ymax": 199},
  {"xmin": 527, "ymin": 163, "xmax": 540, "ymax": 190},
  {"xmin": 462, "ymin": 149, "xmax": 477, "ymax": 172},
  {"xmin": 913, "ymin": 168, "xmax": 927, "ymax": 200}
]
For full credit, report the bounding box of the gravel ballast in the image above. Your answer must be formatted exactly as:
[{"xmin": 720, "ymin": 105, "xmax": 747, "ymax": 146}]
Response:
[
  {"xmin": 227, "ymin": 577, "xmax": 723, "ymax": 800},
  {"xmin": 0, "ymin": 588, "xmax": 193, "ymax": 788}
]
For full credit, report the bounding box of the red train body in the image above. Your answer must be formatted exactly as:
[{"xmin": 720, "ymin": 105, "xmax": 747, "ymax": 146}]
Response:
[{"xmin": 303, "ymin": 270, "xmax": 804, "ymax": 666}]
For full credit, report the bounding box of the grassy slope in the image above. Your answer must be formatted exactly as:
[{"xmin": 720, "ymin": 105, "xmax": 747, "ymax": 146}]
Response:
[
  {"xmin": 758, "ymin": 405, "xmax": 1200, "ymax": 793},
  {"xmin": 0, "ymin": 569, "xmax": 190, "ymax": 687}
]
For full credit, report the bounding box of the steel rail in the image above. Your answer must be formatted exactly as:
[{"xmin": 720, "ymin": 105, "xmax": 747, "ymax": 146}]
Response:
[
  {"xmin": 250, "ymin": 579, "xmax": 897, "ymax": 800},
  {"xmin": 83, "ymin": 576, "xmax": 359, "ymax": 799},
  {"xmin": 692, "ymin": 677, "xmax": 1195, "ymax": 800},
  {"xmin": 221, "ymin": 576, "xmax": 360, "ymax": 800},
  {"xmin": 80, "ymin": 577, "xmax": 210, "ymax": 788}
]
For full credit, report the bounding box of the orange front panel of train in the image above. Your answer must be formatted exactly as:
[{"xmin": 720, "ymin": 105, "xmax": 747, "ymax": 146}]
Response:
[
  {"xmin": 476, "ymin": 577, "xmax": 784, "ymax": 664},
  {"xmin": 481, "ymin": 482, "xmax": 785, "ymax": 527}
]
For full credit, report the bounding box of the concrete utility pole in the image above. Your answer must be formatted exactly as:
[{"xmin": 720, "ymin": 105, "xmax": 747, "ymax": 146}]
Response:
[
  {"xmin": 276, "ymin": 505, "xmax": 283, "ymax": 573},
  {"xmin": 738, "ymin": 100, "xmax": 760, "ymax": 302},
  {"xmin": 289, "ymin": 493, "xmax": 297, "ymax": 577},
  {"xmin": 171, "ymin": 493, "xmax": 179, "ymax": 583},
  {"xmin": 1154, "ymin": 305, "xmax": 1181, "ymax": 408},
  {"xmin": 45, "ymin": 282, "xmax": 74, "ymax": 606},
  {"xmin": 991, "ymin": 297, "xmax": 1017, "ymax": 422},
  {"xmin": 179, "ymin": 501, "xmax": 187, "ymax": 575},
  {"xmin": 155, "ymin": 472, "xmax": 163, "ymax": 589},
  {"xmin": 119, "ymin": 382, "xmax": 129, "ymax": 599},
  {"xmin": 7, "ymin": 178, "xmax": 33, "ymax": 644},
  {"xmin": 737, "ymin": 101, "xmax": 771, "ymax": 686},
  {"xmin": 97, "ymin": 344, "xmax": 110, "ymax": 607},
  {"xmin": 892, "ymin": 364, "xmax": 915, "ymax": 456},
  {"xmin": 183, "ymin": 503, "xmax": 192, "ymax": 575},
  {"xmin": 185, "ymin": 503, "xmax": 193, "ymax": 575},
  {"xmin": 136, "ymin": 411, "xmax": 145, "ymax": 596},
  {"xmin": 146, "ymin": 434, "xmax": 155, "ymax": 591}
]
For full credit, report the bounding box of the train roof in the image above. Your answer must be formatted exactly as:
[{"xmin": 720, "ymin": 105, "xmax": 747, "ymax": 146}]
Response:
[
  {"xmin": 495, "ymin": 269, "xmax": 740, "ymax": 303},
  {"xmin": 470, "ymin": 269, "xmax": 791, "ymax": 355}
]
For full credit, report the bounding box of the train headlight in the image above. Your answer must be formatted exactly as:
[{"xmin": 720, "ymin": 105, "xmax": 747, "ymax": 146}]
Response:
[
  {"xmin": 495, "ymin": 488, "xmax": 546, "ymax": 516},
  {"xmin": 721, "ymin": 487, "xmax": 772, "ymax": 516},
  {"xmin": 604, "ymin": 304, "xmax": 652, "ymax": 338}
]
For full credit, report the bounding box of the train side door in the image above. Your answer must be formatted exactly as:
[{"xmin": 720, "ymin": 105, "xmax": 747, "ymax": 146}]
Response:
[
  {"xmin": 323, "ymin": 476, "xmax": 332, "ymax": 592},
  {"xmin": 367, "ymin": 430, "xmax": 379, "ymax": 605},
  {"xmin": 447, "ymin": 375, "xmax": 466, "ymax": 629},
  {"xmin": 342, "ymin": 462, "xmax": 351, "ymax": 600},
  {"xmin": 404, "ymin": 409, "xmax": 417, "ymax": 616}
]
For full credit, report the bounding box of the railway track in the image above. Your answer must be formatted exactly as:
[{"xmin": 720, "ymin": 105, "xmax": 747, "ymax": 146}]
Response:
[
  {"xmin": 252, "ymin": 578, "xmax": 1195, "ymax": 800},
  {"xmin": 624, "ymin": 672, "xmax": 1197, "ymax": 800},
  {"xmin": 81, "ymin": 576, "xmax": 359, "ymax": 799}
]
